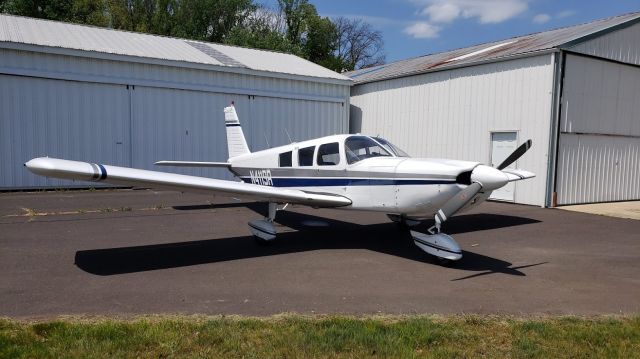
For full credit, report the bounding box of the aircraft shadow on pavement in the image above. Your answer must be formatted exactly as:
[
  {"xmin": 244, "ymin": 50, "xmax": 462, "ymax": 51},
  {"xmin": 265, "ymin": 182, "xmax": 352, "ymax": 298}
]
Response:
[{"xmin": 74, "ymin": 209, "xmax": 543, "ymax": 280}]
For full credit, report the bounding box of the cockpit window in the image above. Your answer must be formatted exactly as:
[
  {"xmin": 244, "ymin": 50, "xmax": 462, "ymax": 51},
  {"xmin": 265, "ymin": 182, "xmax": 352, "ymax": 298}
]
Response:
[
  {"xmin": 373, "ymin": 137, "xmax": 410, "ymax": 157},
  {"xmin": 317, "ymin": 142, "xmax": 340, "ymax": 166},
  {"xmin": 345, "ymin": 136, "xmax": 392, "ymax": 164},
  {"xmin": 298, "ymin": 146, "xmax": 315, "ymax": 166}
]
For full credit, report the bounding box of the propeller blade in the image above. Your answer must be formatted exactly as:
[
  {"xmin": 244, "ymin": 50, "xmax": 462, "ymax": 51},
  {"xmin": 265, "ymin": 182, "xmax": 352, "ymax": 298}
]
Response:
[
  {"xmin": 496, "ymin": 139, "xmax": 532, "ymax": 170},
  {"xmin": 435, "ymin": 182, "xmax": 482, "ymax": 227}
]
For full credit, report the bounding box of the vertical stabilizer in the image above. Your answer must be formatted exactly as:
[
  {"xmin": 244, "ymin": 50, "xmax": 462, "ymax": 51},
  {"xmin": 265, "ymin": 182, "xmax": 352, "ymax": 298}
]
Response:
[{"xmin": 224, "ymin": 104, "xmax": 250, "ymax": 158}]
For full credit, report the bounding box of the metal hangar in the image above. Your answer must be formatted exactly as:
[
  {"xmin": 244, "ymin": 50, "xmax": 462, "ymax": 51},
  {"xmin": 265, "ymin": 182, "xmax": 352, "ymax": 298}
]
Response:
[
  {"xmin": 348, "ymin": 13, "xmax": 640, "ymax": 206},
  {"xmin": 0, "ymin": 14, "xmax": 352, "ymax": 189}
]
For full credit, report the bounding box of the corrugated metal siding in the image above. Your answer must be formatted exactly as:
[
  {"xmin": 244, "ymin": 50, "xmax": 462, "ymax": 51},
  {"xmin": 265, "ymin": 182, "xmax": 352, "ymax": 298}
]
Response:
[
  {"xmin": 129, "ymin": 87, "xmax": 347, "ymax": 181},
  {"xmin": 568, "ymin": 22, "xmax": 640, "ymax": 66},
  {"xmin": 0, "ymin": 48, "xmax": 349, "ymax": 189},
  {"xmin": 350, "ymin": 54, "xmax": 555, "ymax": 206},
  {"xmin": 561, "ymin": 54, "xmax": 640, "ymax": 137},
  {"xmin": 0, "ymin": 74, "xmax": 130, "ymax": 188},
  {"xmin": 556, "ymin": 134, "xmax": 640, "ymax": 204},
  {"xmin": 556, "ymin": 53, "xmax": 640, "ymax": 204},
  {"xmin": 130, "ymin": 86, "xmax": 234, "ymax": 180}
]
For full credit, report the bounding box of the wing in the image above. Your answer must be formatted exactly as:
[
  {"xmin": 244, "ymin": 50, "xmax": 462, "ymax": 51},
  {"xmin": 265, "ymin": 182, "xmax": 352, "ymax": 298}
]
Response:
[
  {"xmin": 501, "ymin": 168, "xmax": 535, "ymax": 182},
  {"xmin": 25, "ymin": 157, "xmax": 351, "ymax": 208},
  {"xmin": 154, "ymin": 160, "xmax": 231, "ymax": 168}
]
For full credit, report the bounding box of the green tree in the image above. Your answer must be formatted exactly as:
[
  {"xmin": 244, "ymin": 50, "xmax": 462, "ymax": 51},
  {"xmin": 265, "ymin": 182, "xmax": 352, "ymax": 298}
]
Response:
[
  {"xmin": 304, "ymin": 14, "xmax": 337, "ymax": 68},
  {"xmin": 70, "ymin": 0, "xmax": 108, "ymax": 26},
  {"xmin": 171, "ymin": 0, "xmax": 254, "ymax": 42},
  {"xmin": 3, "ymin": 0, "xmax": 74, "ymax": 20},
  {"xmin": 277, "ymin": 0, "xmax": 313, "ymax": 46}
]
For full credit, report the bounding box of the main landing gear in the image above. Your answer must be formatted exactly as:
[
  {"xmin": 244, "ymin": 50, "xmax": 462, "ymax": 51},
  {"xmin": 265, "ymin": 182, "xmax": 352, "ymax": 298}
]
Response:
[
  {"xmin": 248, "ymin": 202, "xmax": 287, "ymax": 244},
  {"xmin": 410, "ymin": 218, "xmax": 462, "ymax": 262},
  {"xmin": 388, "ymin": 213, "xmax": 462, "ymax": 262}
]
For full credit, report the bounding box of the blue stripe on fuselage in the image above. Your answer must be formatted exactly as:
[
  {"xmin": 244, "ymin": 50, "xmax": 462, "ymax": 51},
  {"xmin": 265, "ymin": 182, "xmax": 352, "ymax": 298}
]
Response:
[{"xmin": 240, "ymin": 177, "xmax": 455, "ymax": 187}]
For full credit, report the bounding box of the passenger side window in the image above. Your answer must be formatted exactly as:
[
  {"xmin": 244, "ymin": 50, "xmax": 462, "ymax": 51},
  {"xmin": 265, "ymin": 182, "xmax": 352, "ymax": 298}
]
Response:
[
  {"xmin": 317, "ymin": 142, "xmax": 340, "ymax": 166},
  {"xmin": 298, "ymin": 146, "xmax": 315, "ymax": 166},
  {"xmin": 279, "ymin": 151, "xmax": 292, "ymax": 167}
]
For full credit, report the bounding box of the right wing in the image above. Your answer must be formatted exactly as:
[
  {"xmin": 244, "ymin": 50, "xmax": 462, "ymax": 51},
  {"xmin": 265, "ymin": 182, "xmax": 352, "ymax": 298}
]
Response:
[
  {"xmin": 501, "ymin": 168, "xmax": 535, "ymax": 182},
  {"xmin": 25, "ymin": 157, "xmax": 351, "ymax": 208}
]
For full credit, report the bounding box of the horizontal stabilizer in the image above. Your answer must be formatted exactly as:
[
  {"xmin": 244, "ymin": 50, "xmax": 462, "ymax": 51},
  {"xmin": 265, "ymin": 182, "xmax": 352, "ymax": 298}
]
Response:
[
  {"xmin": 502, "ymin": 169, "xmax": 535, "ymax": 182},
  {"xmin": 154, "ymin": 160, "xmax": 231, "ymax": 168}
]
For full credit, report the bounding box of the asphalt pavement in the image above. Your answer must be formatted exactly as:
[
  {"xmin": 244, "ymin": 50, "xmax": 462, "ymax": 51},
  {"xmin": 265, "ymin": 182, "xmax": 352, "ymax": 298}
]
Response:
[{"xmin": 1, "ymin": 189, "xmax": 639, "ymax": 318}]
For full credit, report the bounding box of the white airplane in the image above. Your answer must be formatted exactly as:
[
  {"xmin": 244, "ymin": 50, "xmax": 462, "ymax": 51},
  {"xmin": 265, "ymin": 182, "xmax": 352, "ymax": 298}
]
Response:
[{"xmin": 25, "ymin": 104, "xmax": 534, "ymax": 263}]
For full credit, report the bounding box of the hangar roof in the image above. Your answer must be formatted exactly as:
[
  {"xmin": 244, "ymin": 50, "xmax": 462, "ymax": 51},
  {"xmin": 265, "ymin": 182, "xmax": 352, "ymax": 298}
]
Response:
[
  {"xmin": 0, "ymin": 14, "xmax": 351, "ymax": 84},
  {"xmin": 346, "ymin": 12, "xmax": 640, "ymax": 84}
]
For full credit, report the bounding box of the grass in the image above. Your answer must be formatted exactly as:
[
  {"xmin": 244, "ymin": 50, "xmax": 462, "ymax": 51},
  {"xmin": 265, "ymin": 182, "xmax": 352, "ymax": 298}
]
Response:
[{"xmin": 1, "ymin": 315, "xmax": 639, "ymax": 358}]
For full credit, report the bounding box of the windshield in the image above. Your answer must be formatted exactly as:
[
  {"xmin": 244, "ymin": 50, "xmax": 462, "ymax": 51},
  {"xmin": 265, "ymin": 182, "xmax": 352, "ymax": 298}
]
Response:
[
  {"xmin": 345, "ymin": 136, "xmax": 392, "ymax": 164},
  {"xmin": 373, "ymin": 137, "xmax": 410, "ymax": 157}
]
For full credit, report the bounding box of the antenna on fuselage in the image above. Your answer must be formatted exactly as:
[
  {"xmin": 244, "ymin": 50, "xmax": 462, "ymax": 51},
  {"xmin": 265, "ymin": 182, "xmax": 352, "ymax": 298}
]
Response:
[
  {"xmin": 264, "ymin": 133, "xmax": 270, "ymax": 148},
  {"xmin": 284, "ymin": 128, "xmax": 293, "ymax": 143}
]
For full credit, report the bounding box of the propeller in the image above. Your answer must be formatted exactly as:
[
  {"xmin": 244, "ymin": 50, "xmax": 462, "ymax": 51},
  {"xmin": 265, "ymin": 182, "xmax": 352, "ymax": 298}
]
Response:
[
  {"xmin": 495, "ymin": 139, "xmax": 532, "ymax": 170},
  {"xmin": 430, "ymin": 139, "xmax": 533, "ymax": 234}
]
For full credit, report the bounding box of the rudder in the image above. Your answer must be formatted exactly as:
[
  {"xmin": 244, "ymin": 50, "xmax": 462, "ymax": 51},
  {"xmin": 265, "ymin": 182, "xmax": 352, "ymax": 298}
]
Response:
[{"xmin": 224, "ymin": 104, "xmax": 250, "ymax": 159}]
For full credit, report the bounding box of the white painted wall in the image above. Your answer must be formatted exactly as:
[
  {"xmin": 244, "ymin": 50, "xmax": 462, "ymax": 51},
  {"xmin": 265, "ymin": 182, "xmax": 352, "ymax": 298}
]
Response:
[
  {"xmin": 350, "ymin": 54, "xmax": 556, "ymax": 206},
  {"xmin": 556, "ymin": 54, "xmax": 640, "ymax": 204}
]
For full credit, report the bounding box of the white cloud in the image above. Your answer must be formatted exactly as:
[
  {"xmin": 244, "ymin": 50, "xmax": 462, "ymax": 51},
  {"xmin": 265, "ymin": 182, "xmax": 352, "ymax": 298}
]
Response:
[
  {"xmin": 421, "ymin": 2, "xmax": 460, "ymax": 23},
  {"xmin": 414, "ymin": 0, "xmax": 529, "ymax": 24},
  {"xmin": 532, "ymin": 13, "xmax": 551, "ymax": 24},
  {"xmin": 404, "ymin": 21, "xmax": 442, "ymax": 38},
  {"xmin": 557, "ymin": 10, "xmax": 576, "ymax": 19}
]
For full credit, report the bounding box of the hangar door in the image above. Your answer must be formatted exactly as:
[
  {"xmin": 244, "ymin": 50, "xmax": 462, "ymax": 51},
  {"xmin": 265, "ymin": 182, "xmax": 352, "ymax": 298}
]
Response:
[
  {"xmin": 556, "ymin": 54, "xmax": 640, "ymax": 204},
  {"xmin": 0, "ymin": 75, "xmax": 131, "ymax": 188},
  {"xmin": 129, "ymin": 86, "xmax": 241, "ymax": 180},
  {"xmin": 129, "ymin": 86, "xmax": 348, "ymax": 180}
]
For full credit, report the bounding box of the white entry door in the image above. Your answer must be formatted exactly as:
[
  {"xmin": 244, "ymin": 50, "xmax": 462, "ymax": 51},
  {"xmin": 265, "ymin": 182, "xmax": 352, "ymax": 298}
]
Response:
[{"xmin": 490, "ymin": 132, "xmax": 517, "ymax": 201}]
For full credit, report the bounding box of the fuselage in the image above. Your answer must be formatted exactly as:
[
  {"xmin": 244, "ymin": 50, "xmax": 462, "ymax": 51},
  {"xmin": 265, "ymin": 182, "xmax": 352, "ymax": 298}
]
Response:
[{"xmin": 227, "ymin": 134, "xmax": 490, "ymax": 218}]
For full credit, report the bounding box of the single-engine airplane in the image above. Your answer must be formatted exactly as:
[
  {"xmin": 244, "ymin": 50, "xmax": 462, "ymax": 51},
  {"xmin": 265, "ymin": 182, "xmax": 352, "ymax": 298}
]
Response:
[{"xmin": 25, "ymin": 104, "xmax": 534, "ymax": 263}]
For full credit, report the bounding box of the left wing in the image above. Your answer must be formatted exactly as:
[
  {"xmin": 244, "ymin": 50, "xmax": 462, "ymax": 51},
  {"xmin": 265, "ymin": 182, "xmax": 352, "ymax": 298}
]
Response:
[
  {"xmin": 25, "ymin": 157, "xmax": 351, "ymax": 208},
  {"xmin": 154, "ymin": 160, "xmax": 231, "ymax": 168}
]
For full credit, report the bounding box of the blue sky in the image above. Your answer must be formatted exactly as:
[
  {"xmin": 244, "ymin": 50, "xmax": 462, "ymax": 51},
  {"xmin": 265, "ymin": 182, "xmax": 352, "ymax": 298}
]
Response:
[{"xmin": 263, "ymin": 0, "xmax": 640, "ymax": 63}]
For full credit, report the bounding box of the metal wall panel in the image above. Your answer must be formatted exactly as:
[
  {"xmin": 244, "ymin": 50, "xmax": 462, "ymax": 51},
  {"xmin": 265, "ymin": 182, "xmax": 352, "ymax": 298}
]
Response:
[
  {"xmin": 350, "ymin": 54, "xmax": 555, "ymax": 206},
  {"xmin": 568, "ymin": 22, "xmax": 640, "ymax": 66},
  {"xmin": 0, "ymin": 48, "xmax": 349, "ymax": 189},
  {"xmin": 556, "ymin": 133, "xmax": 640, "ymax": 204},
  {"xmin": 130, "ymin": 86, "xmax": 348, "ymax": 180},
  {"xmin": 556, "ymin": 53, "xmax": 640, "ymax": 204},
  {"xmin": 560, "ymin": 54, "xmax": 640, "ymax": 137},
  {"xmin": 0, "ymin": 74, "xmax": 130, "ymax": 188}
]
